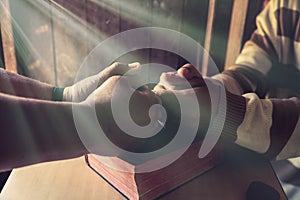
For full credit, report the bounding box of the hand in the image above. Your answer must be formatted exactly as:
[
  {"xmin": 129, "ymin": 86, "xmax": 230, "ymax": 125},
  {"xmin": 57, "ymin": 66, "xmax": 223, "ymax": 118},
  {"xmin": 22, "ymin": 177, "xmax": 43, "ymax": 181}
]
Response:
[
  {"xmin": 155, "ymin": 63, "xmax": 206, "ymax": 90},
  {"xmin": 82, "ymin": 75, "xmax": 162, "ymax": 155},
  {"xmin": 63, "ymin": 62, "xmax": 140, "ymax": 102},
  {"xmin": 153, "ymin": 64, "xmax": 213, "ymax": 141}
]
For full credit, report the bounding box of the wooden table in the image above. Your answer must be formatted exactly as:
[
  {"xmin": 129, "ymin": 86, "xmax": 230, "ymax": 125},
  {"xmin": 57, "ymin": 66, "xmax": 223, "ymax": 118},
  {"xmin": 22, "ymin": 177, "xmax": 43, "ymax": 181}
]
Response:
[{"xmin": 0, "ymin": 145, "xmax": 287, "ymax": 200}]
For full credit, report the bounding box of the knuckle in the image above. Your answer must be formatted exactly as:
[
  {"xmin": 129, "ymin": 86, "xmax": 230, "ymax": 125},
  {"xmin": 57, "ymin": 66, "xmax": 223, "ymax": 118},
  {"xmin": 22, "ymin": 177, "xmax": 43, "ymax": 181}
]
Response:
[{"xmin": 111, "ymin": 62, "xmax": 120, "ymax": 68}]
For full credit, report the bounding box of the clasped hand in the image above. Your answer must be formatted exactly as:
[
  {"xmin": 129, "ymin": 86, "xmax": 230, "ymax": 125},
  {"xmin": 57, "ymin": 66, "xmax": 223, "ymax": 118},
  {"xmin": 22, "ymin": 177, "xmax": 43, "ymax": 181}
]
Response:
[{"xmin": 67, "ymin": 62, "xmax": 218, "ymax": 155}]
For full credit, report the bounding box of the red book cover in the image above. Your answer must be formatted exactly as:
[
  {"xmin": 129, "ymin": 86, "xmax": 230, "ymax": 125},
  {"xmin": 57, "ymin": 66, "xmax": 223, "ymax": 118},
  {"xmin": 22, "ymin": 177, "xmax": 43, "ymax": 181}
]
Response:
[{"xmin": 85, "ymin": 141, "xmax": 223, "ymax": 200}]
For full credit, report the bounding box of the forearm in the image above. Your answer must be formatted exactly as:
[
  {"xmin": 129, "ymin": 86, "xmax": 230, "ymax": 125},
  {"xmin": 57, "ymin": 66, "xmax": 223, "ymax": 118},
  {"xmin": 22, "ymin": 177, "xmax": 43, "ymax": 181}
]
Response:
[
  {"xmin": 224, "ymin": 92, "xmax": 300, "ymax": 160},
  {"xmin": 213, "ymin": 66, "xmax": 268, "ymax": 98},
  {"xmin": 213, "ymin": 0, "xmax": 288, "ymax": 97},
  {"xmin": 0, "ymin": 93, "xmax": 88, "ymax": 171},
  {"xmin": 0, "ymin": 68, "xmax": 54, "ymax": 100}
]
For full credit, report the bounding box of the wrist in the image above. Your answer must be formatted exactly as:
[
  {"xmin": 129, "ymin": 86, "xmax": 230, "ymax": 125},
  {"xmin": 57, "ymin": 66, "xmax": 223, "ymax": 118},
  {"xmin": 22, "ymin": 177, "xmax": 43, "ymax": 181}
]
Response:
[
  {"xmin": 221, "ymin": 91, "xmax": 247, "ymax": 142},
  {"xmin": 52, "ymin": 87, "xmax": 65, "ymax": 101}
]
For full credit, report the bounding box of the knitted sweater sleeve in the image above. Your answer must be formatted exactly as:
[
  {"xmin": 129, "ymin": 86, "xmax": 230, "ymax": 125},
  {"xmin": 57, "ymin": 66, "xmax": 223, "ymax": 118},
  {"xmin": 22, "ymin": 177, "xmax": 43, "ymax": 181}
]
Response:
[
  {"xmin": 214, "ymin": 0, "xmax": 300, "ymax": 160},
  {"xmin": 228, "ymin": 93, "xmax": 300, "ymax": 160},
  {"xmin": 213, "ymin": 0, "xmax": 300, "ymax": 97}
]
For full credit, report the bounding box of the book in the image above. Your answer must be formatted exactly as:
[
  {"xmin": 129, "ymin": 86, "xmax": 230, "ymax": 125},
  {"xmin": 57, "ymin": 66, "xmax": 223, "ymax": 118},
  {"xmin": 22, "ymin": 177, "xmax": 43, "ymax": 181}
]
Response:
[{"xmin": 85, "ymin": 141, "xmax": 223, "ymax": 200}]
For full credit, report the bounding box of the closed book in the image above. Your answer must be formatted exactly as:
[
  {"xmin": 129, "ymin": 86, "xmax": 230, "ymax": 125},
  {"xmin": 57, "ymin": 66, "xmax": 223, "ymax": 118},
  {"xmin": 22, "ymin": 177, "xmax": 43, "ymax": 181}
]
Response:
[{"xmin": 85, "ymin": 141, "xmax": 223, "ymax": 200}]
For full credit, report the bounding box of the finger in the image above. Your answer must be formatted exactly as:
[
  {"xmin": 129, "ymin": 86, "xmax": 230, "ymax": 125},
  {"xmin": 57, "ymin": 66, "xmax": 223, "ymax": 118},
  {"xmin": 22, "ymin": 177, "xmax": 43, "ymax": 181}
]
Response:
[
  {"xmin": 177, "ymin": 64, "xmax": 206, "ymax": 87},
  {"xmin": 126, "ymin": 62, "xmax": 142, "ymax": 76},
  {"xmin": 128, "ymin": 62, "xmax": 141, "ymax": 68},
  {"xmin": 110, "ymin": 62, "xmax": 141, "ymax": 76},
  {"xmin": 177, "ymin": 63, "xmax": 201, "ymax": 79},
  {"xmin": 155, "ymin": 64, "xmax": 206, "ymax": 91},
  {"xmin": 152, "ymin": 84, "xmax": 167, "ymax": 95},
  {"xmin": 96, "ymin": 62, "xmax": 140, "ymax": 88},
  {"xmin": 177, "ymin": 67, "xmax": 191, "ymax": 78}
]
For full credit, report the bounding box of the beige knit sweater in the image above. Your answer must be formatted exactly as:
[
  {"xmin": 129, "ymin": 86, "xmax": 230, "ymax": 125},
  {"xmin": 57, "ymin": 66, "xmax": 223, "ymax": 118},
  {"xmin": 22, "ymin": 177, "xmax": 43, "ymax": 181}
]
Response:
[{"xmin": 214, "ymin": 0, "xmax": 300, "ymax": 160}]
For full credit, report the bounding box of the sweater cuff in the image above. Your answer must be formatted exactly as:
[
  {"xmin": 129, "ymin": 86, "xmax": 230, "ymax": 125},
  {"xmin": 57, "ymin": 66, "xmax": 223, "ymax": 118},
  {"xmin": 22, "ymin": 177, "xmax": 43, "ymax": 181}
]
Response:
[{"xmin": 221, "ymin": 91, "xmax": 247, "ymax": 142}]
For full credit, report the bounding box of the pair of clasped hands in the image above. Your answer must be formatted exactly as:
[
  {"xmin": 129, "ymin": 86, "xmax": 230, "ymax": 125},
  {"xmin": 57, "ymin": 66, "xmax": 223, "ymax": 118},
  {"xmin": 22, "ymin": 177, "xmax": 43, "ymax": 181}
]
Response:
[{"xmin": 66, "ymin": 62, "xmax": 212, "ymax": 153}]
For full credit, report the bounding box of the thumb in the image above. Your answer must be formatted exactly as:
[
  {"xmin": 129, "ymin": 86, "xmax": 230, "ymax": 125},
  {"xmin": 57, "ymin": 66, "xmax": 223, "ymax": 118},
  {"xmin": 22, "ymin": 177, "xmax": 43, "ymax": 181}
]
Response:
[{"xmin": 108, "ymin": 62, "xmax": 141, "ymax": 76}]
